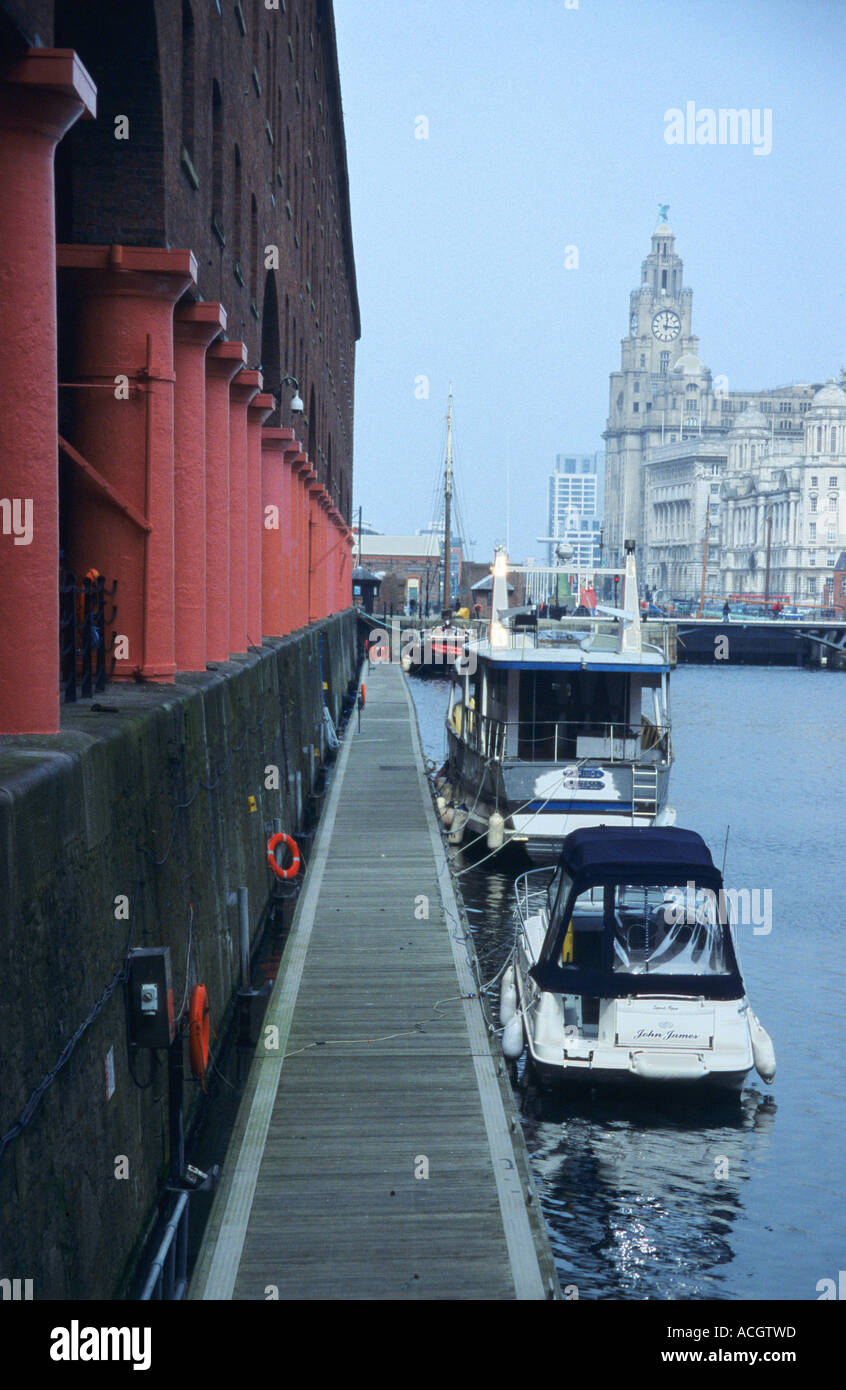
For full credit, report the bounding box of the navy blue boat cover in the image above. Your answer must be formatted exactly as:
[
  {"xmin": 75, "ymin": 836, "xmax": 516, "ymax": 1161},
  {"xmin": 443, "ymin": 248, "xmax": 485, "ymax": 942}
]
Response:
[
  {"xmin": 531, "ymin": 826, "xmax": 744, "ymax": 998},
  {"xmin": 556, "ymin": 826, "xmax": 723, "ymax": 891}
]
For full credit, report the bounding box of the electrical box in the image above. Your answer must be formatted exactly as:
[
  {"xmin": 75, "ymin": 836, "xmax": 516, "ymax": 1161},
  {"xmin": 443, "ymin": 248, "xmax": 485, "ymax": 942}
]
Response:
[{"xmin": 127, "ymin": 947, "xmax": 175, "ymax": 1049}]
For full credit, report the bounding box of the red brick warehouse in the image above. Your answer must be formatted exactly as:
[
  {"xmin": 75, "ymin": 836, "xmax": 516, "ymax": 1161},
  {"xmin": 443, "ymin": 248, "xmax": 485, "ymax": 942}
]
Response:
[{"xmin": 0, "ymin": 0, "xmax": 359, "ymax": 733}]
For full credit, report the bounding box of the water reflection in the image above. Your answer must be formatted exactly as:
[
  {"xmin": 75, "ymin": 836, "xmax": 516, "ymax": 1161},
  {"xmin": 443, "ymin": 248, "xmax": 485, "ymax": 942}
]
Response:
[{"xmin": 517, "ymin": 1074, "xmax": 777, "ymax": 1298}]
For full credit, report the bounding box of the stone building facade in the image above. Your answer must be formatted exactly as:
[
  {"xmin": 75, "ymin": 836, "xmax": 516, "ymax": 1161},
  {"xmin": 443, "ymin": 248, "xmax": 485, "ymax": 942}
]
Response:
[
  {"xmin": 719, "ymin": 383, "xmax": 846, "ymax": 606},
  {"xmin": 603, "ymin": 213, "xmax": 818, "ymax": 567},
  {"xmin": 642, "ymin": 383, "xmax": 846, "ymax": 605}
]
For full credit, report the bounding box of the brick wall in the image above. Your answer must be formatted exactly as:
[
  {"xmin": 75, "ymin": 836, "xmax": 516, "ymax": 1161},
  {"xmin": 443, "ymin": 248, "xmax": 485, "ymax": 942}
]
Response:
[{"xmin": 15, "ymin": 0, "xmax": 358, "ymax": 521}]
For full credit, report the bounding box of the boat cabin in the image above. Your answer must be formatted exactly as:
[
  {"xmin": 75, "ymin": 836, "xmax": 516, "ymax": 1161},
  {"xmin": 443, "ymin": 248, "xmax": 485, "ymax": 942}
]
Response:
[
  {"xmin": 529, "ymin": 827, "xmax": 744, "ymax": 1002},
  {"xmin": 454, "ymin": 633, "xmax": 671, "ymax": 765}
]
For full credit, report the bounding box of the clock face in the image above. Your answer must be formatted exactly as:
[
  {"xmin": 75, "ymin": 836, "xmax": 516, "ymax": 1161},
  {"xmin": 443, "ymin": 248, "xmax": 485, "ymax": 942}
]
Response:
[
  {"xmin": 630, "ymin": 312, "xmax": 638, "ymax": 335},
  {"xmin": 652, "ymin": 309, "xmax": 681, "ymax": 341}
]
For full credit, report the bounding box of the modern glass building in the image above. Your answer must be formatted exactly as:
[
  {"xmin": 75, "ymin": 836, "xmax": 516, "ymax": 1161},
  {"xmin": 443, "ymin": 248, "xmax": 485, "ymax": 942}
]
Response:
[{"xmin": 544, "ymin": 452, "xmax": 605, "ymax": 566}]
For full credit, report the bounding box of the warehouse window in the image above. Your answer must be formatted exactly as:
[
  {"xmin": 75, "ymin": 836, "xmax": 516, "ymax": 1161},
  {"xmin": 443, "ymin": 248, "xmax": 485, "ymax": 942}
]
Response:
[
  {"xmin": 211, "ymin": 80, "xmax": 224, "ymax": 240},
  {"xmin": 233, "ymin": 145, "xmax": 242, "ymax": 271},
  {"xmin": 181, "ymin": 2, "xmax": 195, "ymax": 161},
  {"xmin": 249, "ymin": 194, "xmax": 258, "ymax": 306}
]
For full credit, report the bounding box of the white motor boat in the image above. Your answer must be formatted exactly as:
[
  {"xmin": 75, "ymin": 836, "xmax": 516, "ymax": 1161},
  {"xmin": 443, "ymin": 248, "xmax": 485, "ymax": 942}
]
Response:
[
  {"xmin": 440, "ymin": 542, "xmax": 675, "ymax": 862},
  {"xmin": 502, "ymin": 825, "xmax": 776, "ymax": 1091}
]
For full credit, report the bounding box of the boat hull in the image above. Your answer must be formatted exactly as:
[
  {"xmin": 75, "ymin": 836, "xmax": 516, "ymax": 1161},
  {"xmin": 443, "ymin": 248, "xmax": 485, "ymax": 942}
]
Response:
[
  {"xmin": 446, "ymin": 726, "xmax": 674, "ymax": 862},
  {"xmin": 512, "ymin": 940, "xmax": 755, "ymax": 1092}
]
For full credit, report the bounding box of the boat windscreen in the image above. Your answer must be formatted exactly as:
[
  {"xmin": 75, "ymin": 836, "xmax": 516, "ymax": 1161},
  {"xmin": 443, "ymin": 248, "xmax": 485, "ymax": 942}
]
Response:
[
  {"xmin": 533, "ymin": 874, "xmax": 743, "ymax": 999},
  {"xmin": 612, "ymin": 883, "xmax": 730, "ymax": 976}
]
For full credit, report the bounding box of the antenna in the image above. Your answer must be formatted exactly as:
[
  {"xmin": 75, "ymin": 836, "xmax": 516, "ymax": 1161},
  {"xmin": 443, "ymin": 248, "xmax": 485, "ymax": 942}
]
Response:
[
  {"xmin": 506, "ymin": 437, "xmax": 511, "ymax": 554},
  {"xmin": 721, "ymin": 824, "xmax": 730, "ymax": 876},
  {"xmin": 442, "ymin": 383, "xmax": 453, "ymax": 613}
]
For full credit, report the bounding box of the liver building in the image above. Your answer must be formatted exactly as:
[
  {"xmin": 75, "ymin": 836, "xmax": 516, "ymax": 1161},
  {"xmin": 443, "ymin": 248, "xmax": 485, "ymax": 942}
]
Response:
[{"xmin": 602, "ymin": 211, "xmax": 818, "ymax": 576}]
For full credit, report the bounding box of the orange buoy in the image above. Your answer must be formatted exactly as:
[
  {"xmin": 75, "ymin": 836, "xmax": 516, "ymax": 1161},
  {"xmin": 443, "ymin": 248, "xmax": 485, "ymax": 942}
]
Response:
[
  {"xmin": 267, "ymin": 832, "xmax": 301, "ymax": 881},
  {"xmin": 188, "ymin": 985, "xmax": 210, "ymax": 1079}
]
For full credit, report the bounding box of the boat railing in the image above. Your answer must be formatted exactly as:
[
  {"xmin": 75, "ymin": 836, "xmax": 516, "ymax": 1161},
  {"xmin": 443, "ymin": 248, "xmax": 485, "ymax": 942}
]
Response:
[
  {"xmin": 515, "ymin": 868, "xmax": 557, "ymax": 929},
  {"xmin": 457, "ymin": 708, "xmax": 671, "ymax": 764},
  {"xmin": 487, "ymin": 621, "xmax": 675, "ymax": 664}
]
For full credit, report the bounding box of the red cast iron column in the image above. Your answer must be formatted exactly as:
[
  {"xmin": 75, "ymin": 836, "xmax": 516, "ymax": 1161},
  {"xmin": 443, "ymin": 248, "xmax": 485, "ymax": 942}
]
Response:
[
  {"xmin": 57, "ymin": 245, "xmax": 196, "ymax": 682},
  {"xmin": 0, "ymin": 49, "xmax": 95, "ymax": 733},
  {"xmin": 281, "ymin": 438, "xmax": 302, "ymax": 633},
  {"xmin": 259, "ymin": 428, "xmax": 294, "ymax": 638},
  {"xmin": 173, "ymin": 302, "xmax": 226, "ymax": 672},
  {"xmin": 204, "ymin": 341, "xmax": 246, "ymax": 663},
  {"xmin": 228, "ymin": 364, "xmax": 260, "ymax": 657},
  {"xmin": 306, "ymin": 474, "xmax": 322, "ymax": 624},
  {"xmin": 292, "ymin": 455, "xmax": 312, "ymax": 631},
  {"xmin": 246, "ymin": 391, "xmax": 275, "ymax": 647}
]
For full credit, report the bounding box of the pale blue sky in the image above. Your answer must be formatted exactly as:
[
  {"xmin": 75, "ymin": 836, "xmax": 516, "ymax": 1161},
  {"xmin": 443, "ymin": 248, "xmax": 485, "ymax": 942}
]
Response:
[{"xmin": 334, "ymin": 0, "xmax": 846, "ymax": 561}]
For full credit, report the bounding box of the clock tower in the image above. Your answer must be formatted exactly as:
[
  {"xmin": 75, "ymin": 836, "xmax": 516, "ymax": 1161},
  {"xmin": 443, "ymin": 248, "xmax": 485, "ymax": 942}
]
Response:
[{"xmin": 603, "ymin": 212, "xmax": 714, "ymax": 561}]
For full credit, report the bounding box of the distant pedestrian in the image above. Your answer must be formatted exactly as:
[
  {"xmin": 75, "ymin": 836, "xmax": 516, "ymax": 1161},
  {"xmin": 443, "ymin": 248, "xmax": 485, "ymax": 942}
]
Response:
[{"xmin": 722, "ymin": 600, "xmax": 731, "ymax": 621}]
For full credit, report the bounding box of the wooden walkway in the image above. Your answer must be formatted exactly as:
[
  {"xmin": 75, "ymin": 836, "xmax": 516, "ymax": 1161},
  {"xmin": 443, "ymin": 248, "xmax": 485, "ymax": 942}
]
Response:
[{"xmin": 190, "ymin": 659, "xmax": 555, "ymax": 1300}]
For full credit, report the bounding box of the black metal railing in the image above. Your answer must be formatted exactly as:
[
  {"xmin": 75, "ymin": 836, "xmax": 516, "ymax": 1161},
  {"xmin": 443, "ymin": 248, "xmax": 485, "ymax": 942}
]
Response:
[{"xmin": 59, "ymin": 569, "xmax": 118, "ymax": 702}]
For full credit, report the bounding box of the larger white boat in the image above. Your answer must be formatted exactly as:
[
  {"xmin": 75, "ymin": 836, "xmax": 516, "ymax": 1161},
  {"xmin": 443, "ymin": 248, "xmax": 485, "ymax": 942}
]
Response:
[
  {"xmin": 502, "ymin": 826, "xmax": 776, "ymax": 1091},
  {"xmin": 439, "ymin": 542, "xmax": 675, "ymax": 863}
]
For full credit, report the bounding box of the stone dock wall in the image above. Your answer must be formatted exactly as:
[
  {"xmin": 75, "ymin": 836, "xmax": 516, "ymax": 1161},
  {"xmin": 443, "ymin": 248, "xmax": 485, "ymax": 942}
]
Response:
[{"xmin": 0, "ymin": 611, "xmax": 358, "ymax": 1298}]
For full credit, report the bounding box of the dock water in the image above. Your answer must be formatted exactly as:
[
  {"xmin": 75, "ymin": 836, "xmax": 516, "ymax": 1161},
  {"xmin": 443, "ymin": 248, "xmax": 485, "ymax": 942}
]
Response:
[{"xmin": 190, "ymin": 659, "xmax": 556, "ymax": 1299}]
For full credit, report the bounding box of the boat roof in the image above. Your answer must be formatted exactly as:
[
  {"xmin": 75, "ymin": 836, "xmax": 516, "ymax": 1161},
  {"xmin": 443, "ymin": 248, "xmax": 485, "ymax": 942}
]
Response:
[
  {"xmin": 471, "ymin": 638, "xmax": 669, "ymax": 673},
  {"xmin": 556, "ymin": 827, "xmax": 721, "ymax": 887}
]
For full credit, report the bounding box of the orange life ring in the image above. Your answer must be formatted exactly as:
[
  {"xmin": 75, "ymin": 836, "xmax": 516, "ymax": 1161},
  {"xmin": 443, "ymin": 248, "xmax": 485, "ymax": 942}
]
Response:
[
  {"xmin": 188, "ymin": 984, "xmax": 210, "ymax": 1079},
  {"xmin": 267, "ymin": 832, "xmax": 301, "ymax": 881}
]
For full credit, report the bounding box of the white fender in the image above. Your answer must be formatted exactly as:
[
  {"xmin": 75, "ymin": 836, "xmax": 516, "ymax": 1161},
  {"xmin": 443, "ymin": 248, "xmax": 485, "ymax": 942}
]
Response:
[
  {"xmin": 448, "ymin": 807, "xmax": 468, "ymax": 845},
  {"xmin": 487, "ymin": 811, "xmax": 505, "ymax": 850},
  {"xmin": 499, "ymin": 965, "xmax": 517, "ymax": 1025},
  {"xmin": 748, "ymin": 1010, "xmax": 776, "ymax": 1084},
  {"xmin": 502, "ymin": 1011, "xmax": 524, "ymax": 1060}
]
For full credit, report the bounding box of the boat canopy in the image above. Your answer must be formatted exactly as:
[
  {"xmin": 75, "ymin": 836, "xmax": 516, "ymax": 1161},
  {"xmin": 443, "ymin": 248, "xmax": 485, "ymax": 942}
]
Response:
[
  {"xmin": 555, "ymin": 827, "xmax": 722, "ymax": 892},
  {"xmin": 530, "ymin": 827, "xmax": 744, "ymax": 1000}
]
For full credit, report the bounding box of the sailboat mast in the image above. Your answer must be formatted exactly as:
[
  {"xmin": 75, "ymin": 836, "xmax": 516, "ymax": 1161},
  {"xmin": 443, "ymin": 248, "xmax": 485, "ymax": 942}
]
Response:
[{"xmin": 442, "ymin": 383, "xmax": 453, "ymax": 613}]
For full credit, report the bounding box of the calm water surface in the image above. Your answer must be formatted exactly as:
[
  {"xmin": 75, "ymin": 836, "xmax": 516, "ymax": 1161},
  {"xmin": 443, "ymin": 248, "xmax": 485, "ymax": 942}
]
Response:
[{"xmin": 410, "ymin": 666, "xmax": 846, "ymax": 1300}]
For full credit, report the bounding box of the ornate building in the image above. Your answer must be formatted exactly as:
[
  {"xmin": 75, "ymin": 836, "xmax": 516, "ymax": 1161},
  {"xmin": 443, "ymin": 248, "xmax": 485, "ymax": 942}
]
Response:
[
  {"xmin": 603, "ymin": 212, "xmax": 813, "ymax": 567},
  {"xmin": 719, "ymin": 382, "xmax": 846, "ymax": 605}
]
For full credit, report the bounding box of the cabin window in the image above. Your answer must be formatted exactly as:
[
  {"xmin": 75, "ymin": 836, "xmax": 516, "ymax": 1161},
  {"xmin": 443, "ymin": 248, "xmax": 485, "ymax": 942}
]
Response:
[
  {"xmin": 611, "ymin": 883, "xmax": 730, "ymax": 975},
  {"xmin": 517, "ymin": 670, "xmax": 630, "ymax": 760}
]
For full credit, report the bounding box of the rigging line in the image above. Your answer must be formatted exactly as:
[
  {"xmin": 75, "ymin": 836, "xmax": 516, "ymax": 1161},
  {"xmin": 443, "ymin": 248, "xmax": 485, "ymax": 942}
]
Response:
[
  {"xmin": 446, "ymin": 757, "xmax": 587, "ymax": 861},
  {"xmin": 451, "ymin": 762, "xmax": 589, "ymax": 875},
  {"xmin": 139, "ymin": 707, "xmax": 271, "ymax": 867},
  {"xmin": 281, "ymin": 993, "xmax": 471, "ymax": 1059},
  {"xmin": 0, "ymin": 858, "xmax": 147, "ymax": 1159},
  {"xmin": 176, "ymin": 901, "xmax": 195, "ymax": 1024}
]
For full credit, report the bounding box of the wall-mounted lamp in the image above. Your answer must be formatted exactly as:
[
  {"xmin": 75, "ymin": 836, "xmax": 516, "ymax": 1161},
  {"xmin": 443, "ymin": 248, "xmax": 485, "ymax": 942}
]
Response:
[{"xmin": 278, "ymin": 374, "xmax": 304, "ymax": 413}]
